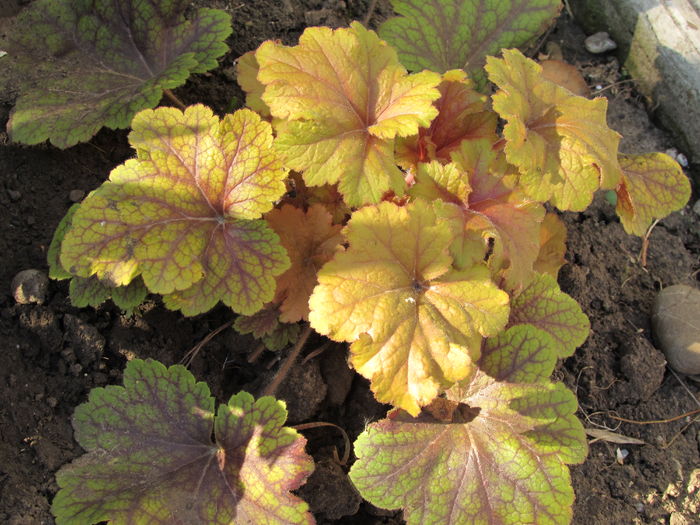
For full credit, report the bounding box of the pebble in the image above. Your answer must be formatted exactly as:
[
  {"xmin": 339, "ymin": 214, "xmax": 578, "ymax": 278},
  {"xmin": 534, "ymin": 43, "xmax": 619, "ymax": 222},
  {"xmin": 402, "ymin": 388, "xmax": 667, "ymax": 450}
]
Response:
[
  {"xmin": 7, "ymin": 189, "xmax": 21, "ymax": 201},
  {"xmin": 651, "ymin": 284, "xmax": 700, "ymax": 375},
  {"xmin": 11, "ymin": 269, "xmax": 49, "ymax": 304},
  {"xmin": 585, "ymin": 32, "xmax": 618, "ymax": 54},
  {"xmin": 68, "ymin": 189, "xmax": 85, "ymax": 202},
  {"xmin": 665, "ymin": 148, "xmax": 689, "ymax": 168},
  {"xmin": 693, "ymin": 199, "xmax": 700, "ymax": 217}
]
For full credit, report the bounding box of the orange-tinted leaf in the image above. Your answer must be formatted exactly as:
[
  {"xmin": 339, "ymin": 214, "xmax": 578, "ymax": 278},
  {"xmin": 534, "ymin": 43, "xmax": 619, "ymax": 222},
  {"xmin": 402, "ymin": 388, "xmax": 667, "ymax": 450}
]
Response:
[
  {"xmin": 236, "ymin": 50, "xmax": 270, "ymax": 117},
  {"xmin": 266, "ymin": 204, "xmax": 344, "ymax": 323},
  {"xmin": 533, "ymin": 212, "xmax": 567, "ymax": 278},
  {"xmin": 540, "ymin": 59, "xmax": 589, "ymax": 97},
  {"xmin": 396, "ymin": 69, "xmax": 497, "ymax": 167}
]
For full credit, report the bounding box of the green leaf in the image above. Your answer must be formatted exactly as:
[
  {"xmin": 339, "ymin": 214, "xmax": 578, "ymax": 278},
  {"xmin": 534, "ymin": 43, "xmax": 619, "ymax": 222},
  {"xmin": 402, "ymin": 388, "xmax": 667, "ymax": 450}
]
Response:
[
  {"xmin": 350, "ymin": 324, "xmax": 586, "ymax": 525},
  {"xmin": 379, "ymin": 0, "xmax": 561, "ymax": 86},
  {"xmin": 4, "ymin": 0, "xmax": 231, "ymax": 148},
  {"xmin": 48, "ymin": 204, "xmax": 80, "ymax": 280},
  {"xmin": 52, "ymin": 359, "xmax": 314, "ymax": 525},
  {"xmin": 487, "ymin": 49, "xmax": 622, "ymax": 211},
  {"xmin": 615, "ymin": 153, "xmax": 691, "ymax": 236},
  {"xmin": 509, "ymin": 273, "xmax": 589, "ymax": 358},
  {"xmin": 309, "ymin": 199, "xmax": 509, "ymax": 415},
  {"xmin": 69, "ymin": 276, "xmax": 148, "ymax": 314},
  {"xmin": 234, "ymin": 306, "xmax": 301, "ymax": 351},
  {"xmin": 256, "ymin": 22, "xmax": 441, "ymax": 206},
  {"xmin": 60, "ymin": 105, "xmax": 290, "ymax": 316}
]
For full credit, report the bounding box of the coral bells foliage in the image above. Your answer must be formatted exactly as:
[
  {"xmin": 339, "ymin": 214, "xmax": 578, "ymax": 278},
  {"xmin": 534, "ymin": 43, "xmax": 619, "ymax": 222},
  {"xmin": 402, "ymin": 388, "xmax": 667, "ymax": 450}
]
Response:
[{"xmin": 50, "ymin": 11, "xmax": 691, "ymax": 525}]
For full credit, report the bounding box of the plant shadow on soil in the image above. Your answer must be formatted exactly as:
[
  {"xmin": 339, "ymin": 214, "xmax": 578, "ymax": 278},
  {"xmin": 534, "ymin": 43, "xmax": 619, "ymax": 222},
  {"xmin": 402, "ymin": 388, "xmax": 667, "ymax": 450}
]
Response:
[{"xmin": 0, "ymin": 2, "xmax": 698, "ymax": 524}]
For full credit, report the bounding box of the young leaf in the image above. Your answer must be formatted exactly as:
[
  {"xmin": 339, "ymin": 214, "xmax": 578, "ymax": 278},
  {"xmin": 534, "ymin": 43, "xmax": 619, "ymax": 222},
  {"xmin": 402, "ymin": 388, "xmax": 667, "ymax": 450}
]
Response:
[
  {"xmin": 52, "ymin": 359, "xmax": 314, "ymax": 525},
  {"xmin": 487, "ymin": 49, "xmax": 622, "ymax": 211},
  {"xmin": 350, "ymin": 325, "xmax": 587, "ymax": 525},
  {"xmin": 533, "ymin": 212, "xmax": 567, "ymax": 278},
  {"xmin": 234, "ymin": 306, "xmax": 301, "ymax": 351},
  {"xmin": 396, "ymin": 69, "xmax": 497, "ymax": 167},
  {"xmin": 308, "ymin": 200, "xmax": 509, "ymax": 415},
  {"xmin": 70, "ymin": 276, "xmax": 148, "ymax": 315},
  {"xmin": 266, "ymin": 204, "xmax": 344, "ymax": 323},
  {"xmin": 615, "ymin": 152, "xmax": 691, "ymax": 236},
  {"xmin": 4, "ymin": 0, "xmax": 231, "ymax": 148},
  {"xmin": 236, "ymin": 50, "xmax": 271, "ymax": 117},
  {"xmin": 509, "ymin": 273, "xmax": 589, "ymax": 358},
  {"xmin": 60, "ymin": 105, "xmax": 290, "ymax": 316},
  {"xmin": 379, "ymin": 0, "xmax": 561, "ymax": 86},
  {"xmin": 256, "ymin": 22, "xmax": 441, "ymax": 206}
]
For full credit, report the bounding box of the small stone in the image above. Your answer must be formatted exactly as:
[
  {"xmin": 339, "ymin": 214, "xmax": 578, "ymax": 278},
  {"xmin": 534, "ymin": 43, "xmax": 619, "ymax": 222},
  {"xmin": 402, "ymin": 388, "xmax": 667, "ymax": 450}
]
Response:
[
  {"xmin": 11, "ymin": 269, "xmax": 49, "ymax": 304},
  {"xmin": 651, "ymin": 284, "xmax": 700, "ymax": 375},
  {"xmin": 46, "ymin": 396, "xmax": 58, "ymax": 408},
  {"xmin": 63, "ymin": 314, "xmax": 105, "ymax": 368},
  {"xmin": 68, "ymin": 189, "xmax": 85, "ymax": 202},
  {"xmin": 276, "ymin": 358, "xmax": 327, "ymax": 424},
  {"xmin": 694, "ymin": 199, "xmax": 700, "ymax": 217},
  {"xmin": 7, "ymin": 189, "xmax": 21, "ymax": 201},
  {"xmin": 585, "ymin": 32, "xmax": 618, "ymax": 54}
]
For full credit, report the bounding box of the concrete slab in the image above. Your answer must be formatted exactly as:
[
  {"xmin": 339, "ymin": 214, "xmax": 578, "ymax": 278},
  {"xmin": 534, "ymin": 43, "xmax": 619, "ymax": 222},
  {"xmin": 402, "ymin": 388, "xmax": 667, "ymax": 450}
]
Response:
[{"xmin": 570, "ymin": 0, "xmax": 700, "ymax": 164}]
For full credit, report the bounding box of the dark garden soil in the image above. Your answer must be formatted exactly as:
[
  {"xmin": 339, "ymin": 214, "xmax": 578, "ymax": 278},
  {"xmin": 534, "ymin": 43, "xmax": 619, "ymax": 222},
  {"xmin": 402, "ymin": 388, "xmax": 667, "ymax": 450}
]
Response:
[{"xmin": 1, "ymin": 2, "xmax": 699, "ymax": 524}]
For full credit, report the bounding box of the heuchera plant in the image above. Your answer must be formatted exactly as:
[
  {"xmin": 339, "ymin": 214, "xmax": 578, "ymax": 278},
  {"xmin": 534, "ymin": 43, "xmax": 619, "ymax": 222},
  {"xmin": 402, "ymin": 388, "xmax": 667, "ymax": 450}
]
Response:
[{"xmin": 42, "ymin": 1, "xmax": 692, "ymax": 524}]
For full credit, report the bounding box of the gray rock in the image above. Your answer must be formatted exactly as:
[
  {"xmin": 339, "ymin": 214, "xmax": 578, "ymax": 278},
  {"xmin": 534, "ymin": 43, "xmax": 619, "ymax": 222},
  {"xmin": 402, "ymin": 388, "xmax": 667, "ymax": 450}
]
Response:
[
  {"xmin": 584, "ymin": 31, "xmax": 617, "ymax": 53},
  {"xmin": 68, "ymin": 189, "xmax": 85, "ymax": 202},
  {"xmin": 276, "ymin": 357, "xmax": 327, "ymax": 424},
  {"xmin": 651, "ymin": 284, "xmax": 700, "ymax": 375},
  {"xmin": 11, "ymin": 269, "xmax": 49, "ymax": 304}
]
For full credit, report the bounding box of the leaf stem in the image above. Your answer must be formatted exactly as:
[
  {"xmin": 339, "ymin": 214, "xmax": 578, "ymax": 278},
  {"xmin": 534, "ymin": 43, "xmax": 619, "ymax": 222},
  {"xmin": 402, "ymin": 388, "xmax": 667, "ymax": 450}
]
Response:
[
  {"xmin": 362, "ymin": 0, "xmax": 378, "ymax": 26},
  {"xmin": 247, "ymin": 342, "xmax": 267, "ymax": 363},
  {"xmin": 263, "ymin": 324, "xmax": 313, "ymax": 397},
  {"xmin": 181, "ymin": 318, "xmax": 235, "ymax": 367},
  {"xmin": 163, "ymin": 89, "xmax": 187, "ymax": 111},
  {"xmin": 292, "ymin": 421, "xmax": 352, "ymax": 465}
]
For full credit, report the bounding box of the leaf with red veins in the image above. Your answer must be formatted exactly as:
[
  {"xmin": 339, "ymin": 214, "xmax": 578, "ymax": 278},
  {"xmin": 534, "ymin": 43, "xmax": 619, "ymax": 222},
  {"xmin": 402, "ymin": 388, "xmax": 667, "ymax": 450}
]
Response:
[
  {"xmin": 266, "ymin": 204, "xmax": 344, "ymax": 323},
  {"xmin": 396, "ymin": 69, "xmax": 498, "ymax": 167},
  {"xmin": 256, "ymin": 22, "xmax": 441, "ymax": 206},
  {"xmin": 60, "ymin": 105, "xmax": 290, "ymax": 316}
]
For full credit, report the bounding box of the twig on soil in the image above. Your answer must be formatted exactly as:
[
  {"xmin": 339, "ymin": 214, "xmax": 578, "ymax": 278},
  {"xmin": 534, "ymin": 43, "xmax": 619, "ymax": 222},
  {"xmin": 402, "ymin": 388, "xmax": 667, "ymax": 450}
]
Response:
[
  {"xmin": 292, "ymin": 421, "xmax": 352, "ymax": 465},
  {"xmin": 668, "ymin": 366, "xmax": 700, "ymax": 408},
  {"xmin": 591, "ymin": 79, "xmax": 637, "ymax": 96},
  {"xmin": 262, "ymin": 323, "xmax": 313, "ymax": 397},
  {"xmin": 163, "ymin": 89, "xmax": 186, "ymax": 111},
  {"xmin": 639, "ymin": 218, "xmax": 660, "ymax": 267},
  {"xmin": 247, "ymin": 342, "xmax": 267, "ymax": 363},
  {"xmin": 301, "ymin": 340, "xmax": 331, "ymax": 364},
  {"xmin": 608, "ymin": 408, "xmax": 700, "ymax": 425},
  {"xmin": 363, "ymin": 0, "xmax": 378, "ymax": 27},
  {"xmin": 181, "ymin": 318, "xmax": 235, "ymax": 367}
]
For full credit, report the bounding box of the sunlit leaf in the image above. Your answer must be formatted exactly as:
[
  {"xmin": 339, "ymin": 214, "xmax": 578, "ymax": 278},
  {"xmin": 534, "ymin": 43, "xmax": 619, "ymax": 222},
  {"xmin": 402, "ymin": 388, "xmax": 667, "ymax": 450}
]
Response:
[
  {"xmin": 509, "ymin": 273, "xmax": 589, "ymax": 358},
  {"xmin": 256, "ymin": 22, "xmax": 441, "ymax": 206},
  {"xmin": 615, "ymin": 152, "xmax": 691, "ymax": 236},
  {"xmin": 533, "ymin": 212, "xmax": 567, "ymax": 278},
  {"xmin": 396, "ymin": 69, "xmax": 497, "ymax": 167},
  {"xmin": 3, "ymin": 0, "xmax": 231, "ymax": 148},
  {"xmin": 266, "ymin": 204, "xmax": 344, "ymax": 323},
  {"xmin": 379, "ymin": 0, "xmax": 561, "ymax": 86},
  {"xmin": 52, "ymin": 359, "xmax": 314, "ymax": 525},
  {"xmin": 309, "ymin": 200, "xmax": 509, "ymax": 415},
  {"xmin": 236, "ymin": 50, "xmax": 271, "ymax": 117},
  {"xmin": 60, "ymin": 105, "xmax": 290, "ymax": 316},
  {"xmin": 350, "ymin": 325, "xmax": 587, "ymax": 524},
  {"xmin": 487, "ymin": 49, "xmax": 622, "ymax": 211}
]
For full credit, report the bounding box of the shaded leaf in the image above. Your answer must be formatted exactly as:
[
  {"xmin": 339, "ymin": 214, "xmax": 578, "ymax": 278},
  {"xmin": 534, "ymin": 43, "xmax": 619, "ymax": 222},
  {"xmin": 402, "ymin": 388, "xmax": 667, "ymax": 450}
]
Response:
[
  {"xmin": 70, "ymin": 276, "xmax": 148, "ymax": 315},
  {"xmin": 615, "ymin": 152, "xmax": 691, "ymax": 236},
  {"xmin": 379, "ymin": 0, "xmax": 561, "ymax": 86},
  {"xmin": 540, "ymin": 59, "xmax": 590, "ymax": 97},
  {"xmin": 256, "ymin": 22, "xmax": 441, "ymax": 206},
  {"xmin": 309, "ymin": 200, "xmax": 509, "ymax": 415},
  {"xmin": 60, "ymin": 105, "xmax": 290, "ymax": 316},
  {"xmin": 48, "ymin": 203, "xmax": 80, "ymax": 280},
  {"xmin": 533, "ymin": 212, "xmax": 567, "ymax": 278},
  {"xmin": 52, "ymin": 359, "xmax": 314, "ymax": 525},
  {"xmin": 234, "ymin": 306, "xmax": 301, "ymax": 351},
  {"xmin": 396, "ymin": 69, "xmax": 497, "ymax": 167},
  {"xmin": 350, "ymin": 324, "xmax": 586, "ymax": 525},
  {"xmin": 487, "ymin": 49, "xmax": 622, "ymax": 211},
  {"xmin": 266, "ymin": 204, "xmax": 344, "ymax": 323},
  {"xmin": 509, "ymin": 273, "xmax": 589, "ymax": 358},
  {"xmin": 4, "ymin": 0, "xmax": 231, "ymax": 148}
]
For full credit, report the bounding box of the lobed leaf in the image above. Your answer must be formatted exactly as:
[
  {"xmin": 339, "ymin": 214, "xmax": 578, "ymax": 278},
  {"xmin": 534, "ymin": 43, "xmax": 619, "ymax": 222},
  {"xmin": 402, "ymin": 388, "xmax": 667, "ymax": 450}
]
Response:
[
  {"xmin": 266, "ymin": 204, "xmax": 344, "ymax": 323},
  {"xmin": 309, "ymin": 200, "xmax": 509, "ymax": 415},
  {"xmin": 256, "ymin": 22, "xmax": 441, "ymax": 206},
  {"xmin": 509, "ymin": 273, "xmax": 589, "ymax": 358},
  {"xmin": 533, "ymin": 212, "xmax": 567, "ymax": 278},
  {"xmin": 396, "ymin": 69, "xmax": 497, "ymax": 167},
  {"xmin": 4, "ymin": 0, "xmax": 231, "ymax": 148},
  {"xmin": 234, "ymin": 306, "xmax": 302, "ymax": 351},
  {"xmin": 52, "ymin": 359, "xmax": 314, "ymax": 525},
  {"xmin": 615, "ymin": 152, "xmax": 691, "ymax": 236},
  {"xmin": 487, "ymin": 49, "xmax": 622, "ymax": 211},
  {"xmin": 350, "ymin": 324, "xmax": 587, "ymax": 525},
  {"xmin": 60, "ymin": 105, "xmax": 290, "ymax": 316},
  {"xmin": 379, "ymin": 0, "xmax": 561, "ymax": 86}
]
